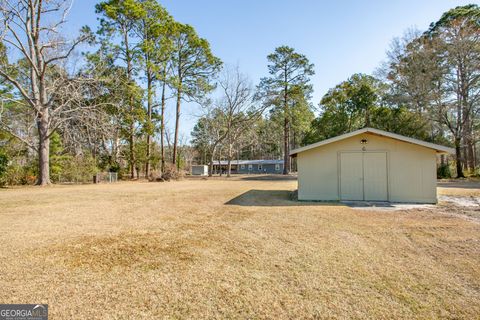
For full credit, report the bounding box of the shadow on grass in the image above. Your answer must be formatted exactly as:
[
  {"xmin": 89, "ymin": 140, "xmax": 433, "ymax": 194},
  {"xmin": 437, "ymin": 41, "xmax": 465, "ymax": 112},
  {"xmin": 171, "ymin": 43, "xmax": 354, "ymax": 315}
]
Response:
[
  {"xmin": 240, "ymin": 175, "xmax": 297, "ymax": 181},
  {"xmin": 437, "ymin": 181, "xmax": 480, "ymax": 189},
  {"xmin": 225, "ymin": 189, "xmax": 337, "ymax": 207}
]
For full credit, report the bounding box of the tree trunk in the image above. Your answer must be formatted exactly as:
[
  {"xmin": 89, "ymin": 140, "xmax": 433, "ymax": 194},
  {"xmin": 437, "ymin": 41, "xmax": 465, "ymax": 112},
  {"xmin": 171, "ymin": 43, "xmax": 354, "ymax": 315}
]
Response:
[
  {"xmin": 466, "ymin": 132, "xmax": 475, "ymax": 172},
  {"xmin": 37, "ymin": 116, "xmax": 50, "ymax": 185},
  {"xmin": 129, "ymin": 127, "xmax": 136, "ymax": 179},
  {"xmin": 283, "ymin": 116, "xmax": 290, "ymax": 175},
  {"xmin": 283, "ymin": 73, "xmax": 290, "ymax": 175},
  {"xmin": 145, "ymin": 74, "xmax": 153, "ymax": 178},
  {"xmin": 160, "ymin": 78, "xmax": 166, "ymax": 173},
  {"xmin": 218, "ymin": 157, "xmax": 222, "ymax": 177},
  {"xmin": 227, "ymin": 143, "xmax": 232, "ymax": 177},
  {"xmin": 455, "ymin": 138, "xmax": 465, "ymax": 178},
  {"xmin": 124, "ymin": 29, "xmax": 136, "ymax": 179},
  {"xmin": 208, "ymin": 153, "xmax": 214, "ymax": 177},
  {"xmin": 172, "ymin": 85, "xmax": 181, "ymax": 167}
]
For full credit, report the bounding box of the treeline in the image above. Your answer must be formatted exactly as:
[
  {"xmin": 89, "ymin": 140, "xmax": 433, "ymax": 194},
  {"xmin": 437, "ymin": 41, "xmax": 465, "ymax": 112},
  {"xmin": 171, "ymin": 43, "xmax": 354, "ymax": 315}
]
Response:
[
  {"xmin": 0, "ymin": 2, "xmax": 478, "ymax": 185},
  {"xmin": 0, "ymin": 0, "xmax": 221, "ymax": 185},
  {"xmin": 192, "ymin": 4, "xmax": 480, "ymax": 178}
]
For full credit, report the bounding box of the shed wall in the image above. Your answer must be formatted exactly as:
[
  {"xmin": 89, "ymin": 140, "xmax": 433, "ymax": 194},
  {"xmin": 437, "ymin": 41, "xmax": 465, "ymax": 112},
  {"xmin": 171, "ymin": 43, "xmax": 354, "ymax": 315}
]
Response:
[
  {"xmin": 191, "ymin": 165, "xmax": 208, "ymax": 176},
  {"xmin": 297, "ymin": 133, "xmax": 437, "ymax": 203}
]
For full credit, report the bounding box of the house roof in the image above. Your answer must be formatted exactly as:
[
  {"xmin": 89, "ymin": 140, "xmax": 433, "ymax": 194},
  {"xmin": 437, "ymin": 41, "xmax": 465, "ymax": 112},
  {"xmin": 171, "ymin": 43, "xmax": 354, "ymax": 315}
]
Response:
[
  {"xmin": 212, "ymin": 159, "xmax": 283, "ymax": 165},
  {"xmin": 290, "ymin": 127, "xmax": 455, "ymax": 155}
]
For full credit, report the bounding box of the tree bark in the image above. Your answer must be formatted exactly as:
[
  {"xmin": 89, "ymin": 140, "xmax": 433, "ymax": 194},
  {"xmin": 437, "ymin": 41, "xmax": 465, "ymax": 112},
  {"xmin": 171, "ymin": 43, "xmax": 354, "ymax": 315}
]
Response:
[
  {"xmin": 37, "ymin": 115, "xmax": 50, "ymax": 185},
  {"xmin": 227, "ymin": 142, "xmax": 232, "ymax": 177},
  {"xmin": 129, "ymin": 126, "xmax": 136, "ymax": 179},
  {"xmin": 208, "ymin": 152, "xmax": 214, "ymax": 177},
  {"xmin": 283, "ymin": 69, "xmax": 290, "ymax": 175},
  {"xmin": 124, "ymin": 29, "xmax": 136, "ymax": 179},
  {"xmin": 160, "ymin": 78, "xmax": 166, "ymax": 173},
  {"xmin": 283, "ymin": 116, "xmax": 290, "ymax": 175},
  {"xmin": 455, "ymin": 138, "xmax": 465, "ymax": 178},
  {"xmin": 172, "ymin": 85, "xmax": 181, "ymax": 167},
  {"xmin": 145, "ymin": 72, "xmax": 153, "ymax": 178}
]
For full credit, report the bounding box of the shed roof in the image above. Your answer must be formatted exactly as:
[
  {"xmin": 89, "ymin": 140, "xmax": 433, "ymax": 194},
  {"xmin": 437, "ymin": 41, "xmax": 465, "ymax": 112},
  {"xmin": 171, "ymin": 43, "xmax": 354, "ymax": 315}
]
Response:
[{"xmin": 290, "ymin": 127, "xmax": 455, "ymax": 155}]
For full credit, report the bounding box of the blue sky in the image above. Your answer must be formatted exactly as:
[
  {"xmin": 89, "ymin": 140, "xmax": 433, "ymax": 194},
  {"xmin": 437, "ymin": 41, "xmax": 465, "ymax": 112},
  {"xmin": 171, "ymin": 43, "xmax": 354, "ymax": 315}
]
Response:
[{"xmin": 67, "ymin": 0, "xmax": 474, "ymax": 141}]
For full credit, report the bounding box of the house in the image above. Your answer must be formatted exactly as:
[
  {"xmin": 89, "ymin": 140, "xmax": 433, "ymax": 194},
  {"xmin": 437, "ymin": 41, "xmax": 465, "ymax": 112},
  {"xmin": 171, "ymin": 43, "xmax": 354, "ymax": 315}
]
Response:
[
  {"xmin": 191, "ymin": 165, "xmax": 208, "ymax": 176},
  {"xmin": 290, "ymin": 128, "xmax": 454, "ymax": 204},
  {"xmin": 211, "ymin": 160, "xmax": 284, "ymax": 174}
]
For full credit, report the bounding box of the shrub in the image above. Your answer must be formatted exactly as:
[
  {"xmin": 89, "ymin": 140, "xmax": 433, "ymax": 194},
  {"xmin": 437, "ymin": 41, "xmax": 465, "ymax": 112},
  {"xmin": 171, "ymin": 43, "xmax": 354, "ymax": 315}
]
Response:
[
  {"xmin": 51, "ymin": 155, "xmax": 98, "ymax": 183},
  {"xmin": 437, "ymin": 163, "xmax": 452, "ymax": 179},
  {"xmin": 152, "ymin": 163, "xmax": 184, "ymax": 182},
  {"xmin": 0, "ymin": 151, "xmax": 8, "ymax": 186},
  {"xmin": 2, "ymin": 162, "xmax": 36, "ymax": 186}
]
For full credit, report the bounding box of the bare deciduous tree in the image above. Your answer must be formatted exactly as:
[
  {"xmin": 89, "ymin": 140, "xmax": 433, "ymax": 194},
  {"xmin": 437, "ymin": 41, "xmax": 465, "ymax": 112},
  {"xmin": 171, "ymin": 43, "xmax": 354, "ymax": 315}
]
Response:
[{"xmin": 0, "ymin": 0, "xmax": 93, "ymax": 185}]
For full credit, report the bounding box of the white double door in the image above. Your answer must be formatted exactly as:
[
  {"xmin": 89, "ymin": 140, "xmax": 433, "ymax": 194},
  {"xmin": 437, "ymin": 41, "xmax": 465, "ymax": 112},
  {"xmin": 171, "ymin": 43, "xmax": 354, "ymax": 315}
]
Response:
[{"xmin": 340, "ymin": 152, "xmax": 388, "ymax": 201}]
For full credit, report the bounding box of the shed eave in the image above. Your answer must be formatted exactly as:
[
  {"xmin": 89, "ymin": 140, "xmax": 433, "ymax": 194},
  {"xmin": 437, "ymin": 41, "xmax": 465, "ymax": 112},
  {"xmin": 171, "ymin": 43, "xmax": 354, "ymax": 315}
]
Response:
[{"xmin": 290, "ymin": 127, "xmax": 455, "ymax": 155}]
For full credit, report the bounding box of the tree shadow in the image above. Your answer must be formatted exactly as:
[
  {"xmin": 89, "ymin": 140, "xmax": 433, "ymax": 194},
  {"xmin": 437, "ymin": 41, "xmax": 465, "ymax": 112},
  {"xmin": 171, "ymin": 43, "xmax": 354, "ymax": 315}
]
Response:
[
  {"xmin": 437, "ymin": 181, "xmax": 480, "ymax": 189},
  {"xmin": 240, "ymin": 175, "xmax": 297, "ymax": 181},
  {"xmin": 225, "ymin": 189, "xmax": 336, "ymax": 207}
]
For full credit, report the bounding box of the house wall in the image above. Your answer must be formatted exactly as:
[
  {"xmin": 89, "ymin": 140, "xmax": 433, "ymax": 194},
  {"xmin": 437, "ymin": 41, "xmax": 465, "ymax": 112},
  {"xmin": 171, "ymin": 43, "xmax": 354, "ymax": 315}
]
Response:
[
  {"xmin": 297, "ymin": 132, "xmax": 437, "ymax": 203},
  {"xmin": 237, "ymin": 163, "xmax": 283, "ymax": 174}
]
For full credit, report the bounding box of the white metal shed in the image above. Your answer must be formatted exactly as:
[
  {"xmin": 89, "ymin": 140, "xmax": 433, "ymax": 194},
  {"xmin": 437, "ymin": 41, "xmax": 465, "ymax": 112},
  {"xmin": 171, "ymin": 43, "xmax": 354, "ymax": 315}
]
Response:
[
  {"xmin": 290, "ymin": 128, "xmax": 454, "ymax": 204},
  {"xmin": 191, "ymin": 165, "xmax": 208, "ymax": 176}
]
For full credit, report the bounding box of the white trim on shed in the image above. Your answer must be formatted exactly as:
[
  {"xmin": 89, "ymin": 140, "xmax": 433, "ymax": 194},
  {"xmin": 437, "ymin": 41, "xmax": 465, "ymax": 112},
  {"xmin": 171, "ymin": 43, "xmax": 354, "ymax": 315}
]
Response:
[{"xmin": 290, "ymin": 127, "xmax": 454, "ymax": 155}]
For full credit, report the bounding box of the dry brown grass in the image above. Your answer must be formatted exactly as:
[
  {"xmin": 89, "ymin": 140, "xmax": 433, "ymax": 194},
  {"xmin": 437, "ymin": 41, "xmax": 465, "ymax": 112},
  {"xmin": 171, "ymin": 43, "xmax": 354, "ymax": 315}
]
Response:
[{"xmin": 0, "ymin": 177, "xmax": 479, "ymax": 319}]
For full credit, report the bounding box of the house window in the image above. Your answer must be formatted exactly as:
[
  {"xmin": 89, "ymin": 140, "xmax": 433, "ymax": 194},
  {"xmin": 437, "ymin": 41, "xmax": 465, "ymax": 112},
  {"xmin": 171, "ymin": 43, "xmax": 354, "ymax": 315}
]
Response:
[
  {"xmin": 248, "ymin": 164, "xmax": 253, "ymax": 170},
  {"xmin": 241, "ymin": 164, "xmax": 245, "ymax": 169},
  {"xmin": 258, "ymin": 165, "xmax": 262, "ymax": 171},
  {"xmin": 275, "ymin": 164, "xmax": 280, "ymax": 171}
]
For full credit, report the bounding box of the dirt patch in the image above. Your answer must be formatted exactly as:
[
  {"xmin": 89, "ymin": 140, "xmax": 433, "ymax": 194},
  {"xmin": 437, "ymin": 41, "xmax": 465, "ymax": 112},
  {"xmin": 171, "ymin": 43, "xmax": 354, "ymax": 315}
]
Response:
[
  {"xmin": 47, "ymin": 232, "xmax": 202, "ymax": 272},
  {"xmin": 440, "ymin": 195, "xmax": 480, "ymax": 207}
]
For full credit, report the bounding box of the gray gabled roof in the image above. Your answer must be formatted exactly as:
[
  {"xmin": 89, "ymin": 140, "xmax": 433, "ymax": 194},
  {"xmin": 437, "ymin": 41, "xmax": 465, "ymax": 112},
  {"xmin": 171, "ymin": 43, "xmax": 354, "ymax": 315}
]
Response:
[
  {"xmin": 212, "ymin": 159, "xmax": 283, "ymax": 165},
  {"xmin": 290, "ymin": 127, "xmax": 454, "ymax": 155}
]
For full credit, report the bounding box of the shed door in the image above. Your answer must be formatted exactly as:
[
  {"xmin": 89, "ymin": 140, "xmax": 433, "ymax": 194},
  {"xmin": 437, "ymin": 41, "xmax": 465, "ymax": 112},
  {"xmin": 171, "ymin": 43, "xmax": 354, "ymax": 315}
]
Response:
[
  {"xmin": 340, "ymin": 152, "xmax": 388, "ymax": 201},
  {"xmin": 363, "ymin": 152, "xmax": 388, "ymax": 201},
  {"xmin": 340, "ymin": 153, "xmax": 364, "ymax": 200}
]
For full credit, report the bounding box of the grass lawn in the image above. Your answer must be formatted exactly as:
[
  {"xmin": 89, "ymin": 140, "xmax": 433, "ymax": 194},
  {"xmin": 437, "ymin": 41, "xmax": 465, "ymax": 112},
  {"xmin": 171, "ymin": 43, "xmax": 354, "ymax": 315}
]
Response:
[{"xmin": 0, "ymin": 176, "xmax": 479, "ymax": 319}]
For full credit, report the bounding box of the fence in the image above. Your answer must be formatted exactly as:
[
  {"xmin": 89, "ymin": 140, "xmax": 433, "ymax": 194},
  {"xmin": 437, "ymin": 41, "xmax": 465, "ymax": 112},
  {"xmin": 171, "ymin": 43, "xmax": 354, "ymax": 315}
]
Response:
[{"xmin": 94, "ymin": 172, "xmax": 118, "ymax": 184}]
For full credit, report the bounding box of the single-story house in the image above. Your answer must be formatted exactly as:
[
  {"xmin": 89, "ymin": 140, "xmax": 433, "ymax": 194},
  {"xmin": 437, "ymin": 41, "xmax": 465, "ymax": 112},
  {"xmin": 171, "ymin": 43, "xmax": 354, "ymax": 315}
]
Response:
[
  {"xmin": 290, "ymin": 128, "xmax": 454, "ymax": 204},
  {"xmin": 211, "ymin": 160, "xmax": 284, "ymax": 174},
  {"xmin": 191, "ymin": 165, "xmax": 208, "ymax": 176}
]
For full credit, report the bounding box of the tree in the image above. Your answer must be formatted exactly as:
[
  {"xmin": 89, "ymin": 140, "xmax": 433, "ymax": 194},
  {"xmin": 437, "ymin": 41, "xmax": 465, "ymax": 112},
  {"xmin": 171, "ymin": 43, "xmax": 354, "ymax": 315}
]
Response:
[
  {"xmin": 96, "ymin": 0, "xmax": 145, "ymax": 179},
  {"xmin": 191, "ymin": 104, "xmax": 226, "ymax": 176},
  {"xmin": 134, "ymin": 0, "xmax": 173, "ymax": 177},
  {"xmin": 215, "ymin": 66, "xmax": 261, "ymax": 176},
  {"xmin": 170, "ymin": 23, "xmax": 222, "ymax": 168},
  {"xmin": 0, "ymin": 0, "xmax": 94, "ymax": 185},
  {"xmin": 381, "ymin": 5, "xmax": 480, "ymax": 177},
  {"xmin": 80, "ymin": 52, "xmax": 141, "ymax": 171},
  {"xmin": 426, "ymin": 4, "xmax": 480, "ymax": 175},
  {"xmin": 303, "ymin": 74, "xmax": 430, "ymax": 145},
  {"xmin": 256, "ymin": 46, "xmax": 314, "ymax": 174}
]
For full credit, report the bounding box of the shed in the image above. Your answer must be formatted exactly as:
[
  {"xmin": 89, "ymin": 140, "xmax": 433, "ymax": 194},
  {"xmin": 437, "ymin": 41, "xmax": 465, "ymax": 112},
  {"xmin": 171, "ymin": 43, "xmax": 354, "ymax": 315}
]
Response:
[
  {"xmin": 191, "ymin": 165, "xmax": 208, "ymax": 176},
  {"xmin": 290, "ymin": 128, "xmax": 454, "ymax": 204}
]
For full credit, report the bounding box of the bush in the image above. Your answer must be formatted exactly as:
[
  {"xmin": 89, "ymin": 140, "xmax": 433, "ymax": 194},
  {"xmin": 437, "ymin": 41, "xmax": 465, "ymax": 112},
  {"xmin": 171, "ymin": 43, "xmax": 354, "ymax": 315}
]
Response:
[
  {"xmin": 151, "ymin": 163, "xmax": 184, "ymax": 182},
  {"xmin": 0, "ymin": 151, "xmax": 8, "ymax": 187},
  {"xmin": 437, "ymin": 164, "xmax": 452, "ymax": 179},
  {"xmin": 51, "ymin": 155, "xmax": 98, "ymax": 183},
  {"xmin": 2, "ymin": 163, "xmax": 36, "ymax": 186}
]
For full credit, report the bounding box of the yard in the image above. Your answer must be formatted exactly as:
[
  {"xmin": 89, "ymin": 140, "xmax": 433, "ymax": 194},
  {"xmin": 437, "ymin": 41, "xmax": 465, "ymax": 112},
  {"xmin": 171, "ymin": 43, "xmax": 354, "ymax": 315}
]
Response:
[{"xmin": 0, "ymin": 176, "xmax": 479, "ymax": 319}]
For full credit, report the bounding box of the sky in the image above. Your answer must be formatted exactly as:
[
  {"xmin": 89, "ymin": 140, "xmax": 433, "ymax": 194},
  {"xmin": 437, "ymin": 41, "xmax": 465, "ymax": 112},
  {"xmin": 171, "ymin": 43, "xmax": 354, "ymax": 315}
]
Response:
[{"xmin": 67, "ymin": 0, "xmax": 475, "ymax": 141}]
